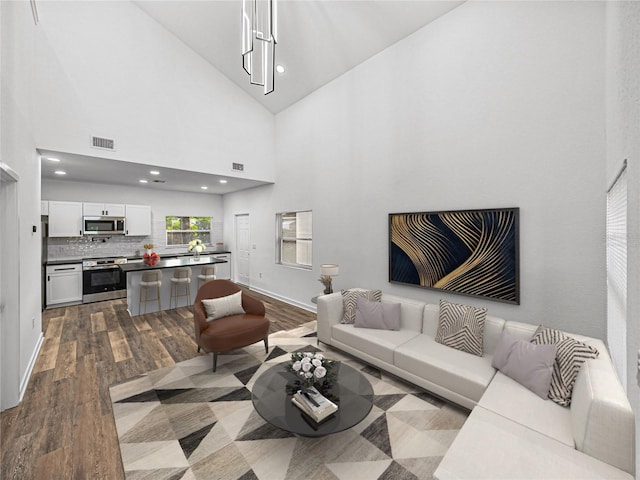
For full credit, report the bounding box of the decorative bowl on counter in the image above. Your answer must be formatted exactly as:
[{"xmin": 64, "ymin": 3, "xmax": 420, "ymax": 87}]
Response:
[{"xmin": 143, "ymin": 251, "xmax": 160, "ymax": 266}]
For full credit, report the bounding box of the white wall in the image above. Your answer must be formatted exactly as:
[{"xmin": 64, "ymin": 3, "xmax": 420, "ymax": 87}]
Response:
[
  {"xmin": 1, "ymin": 0, "xmax": 44, "ymax": 405},
  {"xmin": 42, "ymin": 179, "xmax": 224, "ymax": 259},
  {"xmin": 224, "ymin": 1, "xmax": 607, "ymax": 338},
  {"xmin": 605, "ymin": 1, "xmax": 640, "ymax": 474},
  {"xmin": 34, "ymin": 0, "xmax": 275, "ymax": 183}
]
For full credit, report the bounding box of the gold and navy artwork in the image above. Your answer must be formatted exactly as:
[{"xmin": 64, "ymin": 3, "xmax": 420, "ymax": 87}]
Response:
[{"xmin": 389, "ymin": 208, "xmax": 519, "ymax": 304}]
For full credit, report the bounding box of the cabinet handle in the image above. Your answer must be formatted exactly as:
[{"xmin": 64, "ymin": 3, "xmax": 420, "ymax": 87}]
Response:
[
  {"xmin": 47, "ymin": 276, "xmax": 50, "ymax": 281},
  {"xmin": 55, "ymin": 267, "xmax": 76, "ymax": 271},
  {"xmin": 106, "ymin": 210, "xmax": 108, "ymax": 215}
]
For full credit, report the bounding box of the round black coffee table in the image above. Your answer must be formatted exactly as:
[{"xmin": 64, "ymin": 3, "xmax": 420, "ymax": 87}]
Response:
[{"xmin": 251, "ymin": 361, "xmax": 374, "ymax": 437}]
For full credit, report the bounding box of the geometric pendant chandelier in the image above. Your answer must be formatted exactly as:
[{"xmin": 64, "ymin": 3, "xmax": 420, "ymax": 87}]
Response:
[{"xmin": 241, "ymin": 0, "xmax": 277, "ymax": 95}]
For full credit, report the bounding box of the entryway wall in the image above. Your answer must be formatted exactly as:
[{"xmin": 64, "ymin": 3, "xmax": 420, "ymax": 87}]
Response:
[{"xmin": 0, "ymin": 163, "xmax": 20, "ymax": 411}]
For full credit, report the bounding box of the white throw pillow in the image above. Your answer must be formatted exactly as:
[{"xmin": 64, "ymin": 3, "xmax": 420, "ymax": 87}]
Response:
[{"xmin": 201, "ymin": 291, "xmax": 245, "ymax": 321}]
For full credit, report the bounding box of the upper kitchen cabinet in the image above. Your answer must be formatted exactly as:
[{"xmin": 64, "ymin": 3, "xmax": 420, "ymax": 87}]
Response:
[
  {"xmin": 125, "ymin": 204, "xmax": 151, "ymax": 236},
  {"xmin": 83, "ymin": 202, "xmax": 125, "ymax": 217},
  {"xmin": 48, "ymin": 201, "xmax": 83, "ymax": 237},
  {"xmin": 41, "ymin": 200, "xmax": 49, "ymax": 216}
]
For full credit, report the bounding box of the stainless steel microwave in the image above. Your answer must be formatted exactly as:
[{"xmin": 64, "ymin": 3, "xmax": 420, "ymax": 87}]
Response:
[{"xmin": 83, "ymin": 216, "xmax": 126, "ymax": 235}]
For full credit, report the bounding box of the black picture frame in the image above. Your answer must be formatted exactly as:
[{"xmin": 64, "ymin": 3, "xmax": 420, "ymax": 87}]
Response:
[{"xmin": 389, "ymin": 208, "xmax": 520, "ymax": 304}]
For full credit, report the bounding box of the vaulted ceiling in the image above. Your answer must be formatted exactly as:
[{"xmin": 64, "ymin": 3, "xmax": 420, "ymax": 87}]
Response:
[{"xmin": 134, "ymin": 0, "xmax": 465, "ymax": 114}]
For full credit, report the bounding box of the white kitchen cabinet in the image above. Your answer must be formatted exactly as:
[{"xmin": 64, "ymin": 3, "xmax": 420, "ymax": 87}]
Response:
[
  {"xmin": 41, "ymin": 200, "xmax": 49, "ymax": 216},
  {"xmin": 125, "ymin": 204, "xmax": 151, "ymax": 236},
  {"xmin": 83, "ymin": 202, "xmax": 125, "ymax": 217},
  {"xmin": 48, "ymin": 201, "xmax": 83, "ymax": 237},
  {"xmin": 46, "ymin": 264, "xmax": 82, "ymax": 307},
  {"xmin": 212, "ymin": 253, "xmax": 231, "ymax": 279}
]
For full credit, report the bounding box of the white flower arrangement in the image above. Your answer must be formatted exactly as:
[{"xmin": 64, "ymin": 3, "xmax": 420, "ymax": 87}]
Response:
[
  {"xmin": 289, "ymin": 352, "xmax": 335, "ymax": 386},
  {"xmin": 187, "ymin": 238, "xmax": 205, "ymax": 254}
]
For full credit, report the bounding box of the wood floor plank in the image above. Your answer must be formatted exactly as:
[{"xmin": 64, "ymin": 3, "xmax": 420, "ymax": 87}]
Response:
[
  {"xmin": 33, "ymin": 337, "xmax": 60, "ymax": 373},
  {"xmin": 91, "ymin": 311, "xmax": 107, "ymax": 333},
  {"xmin": 108, "ymin": 328, "xmax": 134, "ymax": 362},
  {"xmin": 53, "ymin": 341, "xmax": 77, "ymax": 382},
  {"xmin": 1, "ymin": 288, "xmax": 316, "ymax": 480}
]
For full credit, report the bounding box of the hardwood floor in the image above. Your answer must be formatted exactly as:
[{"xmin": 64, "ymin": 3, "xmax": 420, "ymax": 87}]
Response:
[{"xmin": 0, "ymin": 290, "xmax": 316, "ymax": 479}]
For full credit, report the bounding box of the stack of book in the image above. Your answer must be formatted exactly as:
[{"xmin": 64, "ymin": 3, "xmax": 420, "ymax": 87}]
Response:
[{"xmin": 291, "ymin": 386, "xmax": 338, "ymax": 423}]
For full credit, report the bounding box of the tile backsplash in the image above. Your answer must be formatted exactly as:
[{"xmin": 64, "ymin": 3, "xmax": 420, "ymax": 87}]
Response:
[{"xmin": 47, "ymin": 220, "xmax": 224, "ymax": 260}]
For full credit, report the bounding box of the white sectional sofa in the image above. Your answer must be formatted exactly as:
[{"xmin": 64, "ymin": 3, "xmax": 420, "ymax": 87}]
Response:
[{"xmin": 316, "ymin": 291, "xmax": 636, "ymax": 479}]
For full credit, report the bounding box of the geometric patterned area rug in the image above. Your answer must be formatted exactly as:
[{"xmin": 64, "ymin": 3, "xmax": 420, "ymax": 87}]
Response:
[{"xmin": 109, "ymin": 322, "xmax": 469, "ymax": 480}]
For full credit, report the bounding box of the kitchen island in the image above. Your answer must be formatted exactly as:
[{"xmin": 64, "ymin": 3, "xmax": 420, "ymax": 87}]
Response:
[{"xmin": 119, "ymin": 255, "xmax": 227, "ymax": 316}]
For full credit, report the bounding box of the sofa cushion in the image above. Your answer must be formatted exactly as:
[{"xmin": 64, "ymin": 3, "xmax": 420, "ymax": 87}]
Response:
[
  {"xmin": 434, "ymin": 405, "xmax": 634, "ymax": 480},
  {"xmin": 531, "ymin": 326, "xmax": 599, "ymax": 406},
  {"xmin": 394, "ymin": 335, "xmax": 496, "ymax": 403},
  {"xmin": 478, "ymin": 371, "xmax": 575, "ymax": 447},
  {"xmin": 201, "ymin": 291, "xmax": 245, "ymax": 321},
  {"xmin": 492, "ymin": 332, "xmax": 557, "ymax": 399},
  {"xmin": 570, "ymin": 339, "xmax": 635, "ymax": 475},
  {"xmin": 354, "ymin": 298, "xmax": 401, "ymax": 331},
  {"xmin": 332, "ymin": 324, "xmax": 419, "ymax": 365},
  {"xmin": 435, "ymin": 299, "xmax": 488, "ymax": 357},
  {"xmin": 341, "ymin": 289, "xmax": 382, "ymax": 324}
]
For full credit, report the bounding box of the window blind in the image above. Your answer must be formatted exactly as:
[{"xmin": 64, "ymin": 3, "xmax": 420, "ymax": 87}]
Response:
[{"xmin": 606, "ymin": 162, "xmax": 627, "ymax": 391}]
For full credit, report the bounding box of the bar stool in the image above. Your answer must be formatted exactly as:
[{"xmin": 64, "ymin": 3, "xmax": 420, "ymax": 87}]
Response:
[
  {"xmin": 197, "ymin": 265, "xmax": 217, "ymax": 288},
  {"xmin": 170, "ymin": 267, "xmax": 192, "ymax": 309},
  {"xmin": 139, "ymin": 270, "xmax": 162, "ymax": 315}
]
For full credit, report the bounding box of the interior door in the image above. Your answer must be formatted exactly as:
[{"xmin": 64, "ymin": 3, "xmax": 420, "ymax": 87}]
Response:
[
  {"xmin": 236, "ymin": 214, "xmax": 250, "ymax": 286},
  {"xmin": 1, "ymin": 163, "xmax": 21, "ymax": 411}
]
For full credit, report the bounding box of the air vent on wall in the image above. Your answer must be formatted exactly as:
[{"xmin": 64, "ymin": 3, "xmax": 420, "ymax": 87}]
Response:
[
  {"xmin": 91, "ymin": 136, "xmax": 116, "ymax": 151},
  {"xmin": 232, "ymin": 162, "xmax": 244, "ymax": 171}
]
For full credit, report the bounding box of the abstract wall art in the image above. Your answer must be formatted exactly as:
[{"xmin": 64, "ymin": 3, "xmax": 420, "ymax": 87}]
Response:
[{"xmin": 389, "ymin": 208, "xmax": 519, "ymax": 304}]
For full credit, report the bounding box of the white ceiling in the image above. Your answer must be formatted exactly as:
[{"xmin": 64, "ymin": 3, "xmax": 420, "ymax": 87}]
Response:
[
  {"xmin": 134, "ymin": 0, "xmax": 465, "ymax": 114},
  {"xmin": 39, "ymin": 150, "xmax": 271, "ymax": 195},
  {"xmin": 43, "ymin": 1, "xmax": 464, "ymax": 194}
]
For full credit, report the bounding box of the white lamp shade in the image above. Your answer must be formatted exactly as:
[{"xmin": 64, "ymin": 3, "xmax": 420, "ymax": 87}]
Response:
[{"xmin": 320, "ymin": 264, "xmax": 339, "ymax": 276}]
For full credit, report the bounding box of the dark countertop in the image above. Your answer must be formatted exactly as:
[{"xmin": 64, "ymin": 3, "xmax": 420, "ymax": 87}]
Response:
[
  {"xmin": 45, "ymin": 259, "xmax": 83, "ymax": 266},
  {"xmin": 44, "ymin": 251, "xmax": 231, "ymax": 266},
  {"xmin": 119, "ymin": 255, "xmax": 227, "ymax": 272}
]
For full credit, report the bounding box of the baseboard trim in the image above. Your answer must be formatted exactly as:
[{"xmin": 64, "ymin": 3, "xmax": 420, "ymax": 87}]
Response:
[
  {"xmin": 249, "ymin": 286, "xmax": 317, "ymax": 313},
  {"xmin": 19, "ymin": 332, "xmax": 44, "ymax": 402}
]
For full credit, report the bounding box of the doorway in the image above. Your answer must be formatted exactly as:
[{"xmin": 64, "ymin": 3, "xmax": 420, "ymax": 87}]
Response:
[
  {"xmin": 235, "ymin": 214, "xmax": 250, "ymax": 286},
  {"xmin": 1, "ymin": 163, "xmax": 20, "ymax": 411}
]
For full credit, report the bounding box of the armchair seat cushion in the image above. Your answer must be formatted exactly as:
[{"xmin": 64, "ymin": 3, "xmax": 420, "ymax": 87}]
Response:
[{"xmin": 200, "ymin": 314, "xmax": 270, "ymax": 353}]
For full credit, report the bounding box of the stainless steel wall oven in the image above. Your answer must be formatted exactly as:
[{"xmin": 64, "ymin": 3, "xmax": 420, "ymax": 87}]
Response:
[{"xmin": 82, "ymin": 257, "xmax": 127, "ymax": 303}]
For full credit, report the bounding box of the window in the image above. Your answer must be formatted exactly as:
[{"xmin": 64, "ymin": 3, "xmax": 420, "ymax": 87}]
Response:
[
  {"xmin": 277, "ymin": 211, "xmax": 312, "ymax": 268},
  {"xmin": 606, "ymin": 164, "xmax": 627, "ymax": 390},
  {"xmin": 165, "ymin": 216, "xmax": 211, "ymax": 247}
]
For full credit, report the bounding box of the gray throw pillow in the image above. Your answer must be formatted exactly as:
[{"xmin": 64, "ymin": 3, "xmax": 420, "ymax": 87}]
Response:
[
  {"xmin": 340, "ymin": 289, "xmax": 382, "ymax": 324},
  {"xmin": 491, "ymin": 331, "xmax": 521, "ymax": 370},
  {"xmin": 354, "ymin": 298, "xmax": 401, "ymax": 331},
  {"xmin": 498, "ymin": 336, "xmax": 558, "ymax": 399}
]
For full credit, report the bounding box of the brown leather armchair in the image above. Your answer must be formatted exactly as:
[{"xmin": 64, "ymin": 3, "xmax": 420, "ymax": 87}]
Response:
[{"xmin": 194, "ymin": 279, "xmax": 270, "ymax": 372}]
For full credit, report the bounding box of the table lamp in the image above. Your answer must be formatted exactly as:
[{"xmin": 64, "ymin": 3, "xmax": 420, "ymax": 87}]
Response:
[{"xmin": 320, "ymin": 264, "xmax": 339, "ymax": 294}]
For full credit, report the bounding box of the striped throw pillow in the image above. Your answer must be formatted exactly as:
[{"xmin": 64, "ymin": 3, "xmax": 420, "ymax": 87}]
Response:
[
  {"xmin": 340, "ymin": 289, "xmax": 382, "ymax": 324},
  {"xmin": 530, "ymin": 326, "xmax": 599, "ymax": 406},
  {"xmin": 435, "ymin": 299, "xmax": 487, "ymax": 357}
]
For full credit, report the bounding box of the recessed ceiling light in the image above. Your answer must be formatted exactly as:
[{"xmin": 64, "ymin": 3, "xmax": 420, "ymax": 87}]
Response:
[
  {"xmin": 54, "ymin": 170, "xmax": 66, "ymax": 175},
  {"xmin": 150, "ymin": 170, "xmax": 160, "ymax": 175},
  {"xmin": 46, "ymin": 157, "xmax": 61, "ymax": 162},
  {"xmin": 200, "ymin": 186, "xmax": 208, "ymax": 190},
  {"xmin": 139, "ymin": 179, "xmax": 148, "ymax": 183},
  {"xmin": 276, "ymin": 64, "xmax": 285, "ymax": 74},
  {"xmin": 219, "ymin": 179, "xmax": 228, "ymax": 184}
]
